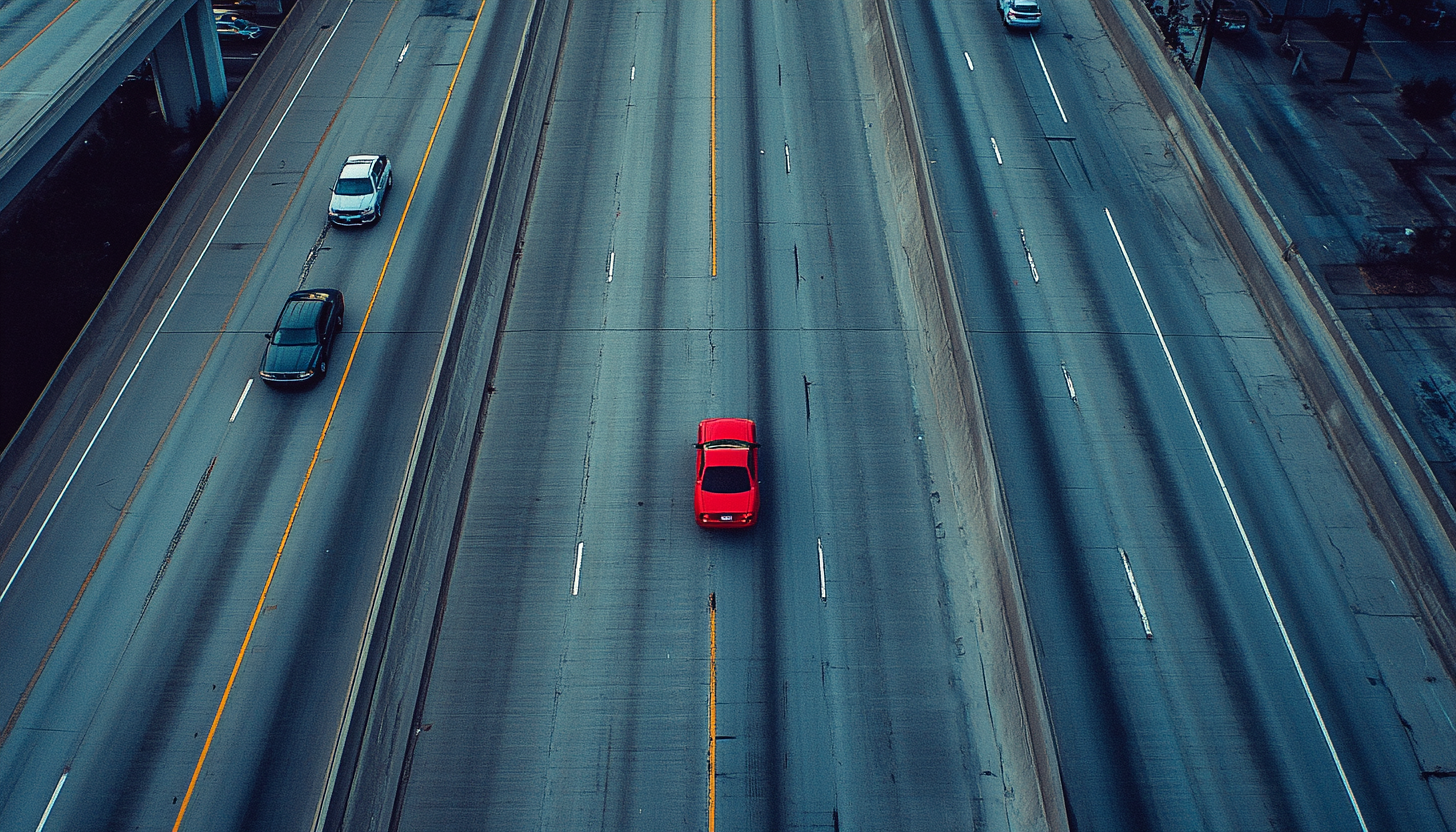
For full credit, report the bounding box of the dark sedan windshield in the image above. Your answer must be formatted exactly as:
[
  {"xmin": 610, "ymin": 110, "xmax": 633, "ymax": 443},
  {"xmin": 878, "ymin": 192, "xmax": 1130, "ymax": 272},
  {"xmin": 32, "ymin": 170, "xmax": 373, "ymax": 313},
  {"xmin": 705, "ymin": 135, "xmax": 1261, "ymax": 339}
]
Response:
[{"xmin": 272, "ymin": 327, "xmax": 318, "ymax": 346}]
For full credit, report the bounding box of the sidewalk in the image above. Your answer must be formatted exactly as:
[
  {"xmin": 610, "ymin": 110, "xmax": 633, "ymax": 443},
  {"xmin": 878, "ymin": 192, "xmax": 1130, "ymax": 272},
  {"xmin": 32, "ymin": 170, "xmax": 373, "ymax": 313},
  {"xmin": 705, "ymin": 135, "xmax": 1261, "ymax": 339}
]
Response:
[{"xmin": 1198, "ymin": 10, "xmax": 1456, "ymax": 496}]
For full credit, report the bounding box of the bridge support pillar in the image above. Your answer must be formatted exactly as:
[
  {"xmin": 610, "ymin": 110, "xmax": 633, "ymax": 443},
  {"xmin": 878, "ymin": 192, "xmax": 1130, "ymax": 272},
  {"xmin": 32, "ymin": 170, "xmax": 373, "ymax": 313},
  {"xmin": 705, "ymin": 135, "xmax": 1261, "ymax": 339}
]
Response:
[{"xmin": 151, "ymin": 0, "xmax": 227, "ymax": 128}]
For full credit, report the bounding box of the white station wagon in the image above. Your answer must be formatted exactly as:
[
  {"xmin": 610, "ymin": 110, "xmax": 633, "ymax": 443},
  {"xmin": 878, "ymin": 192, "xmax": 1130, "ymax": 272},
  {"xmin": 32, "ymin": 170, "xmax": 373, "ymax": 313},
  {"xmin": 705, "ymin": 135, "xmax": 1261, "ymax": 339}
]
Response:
[
  {"xmin": 328, "ymin": 154, "xmax": 393, "ymax": 226},
  {"xmin": 1001, "ymin": 0, "xmax": 1043, "ymax": 28}
]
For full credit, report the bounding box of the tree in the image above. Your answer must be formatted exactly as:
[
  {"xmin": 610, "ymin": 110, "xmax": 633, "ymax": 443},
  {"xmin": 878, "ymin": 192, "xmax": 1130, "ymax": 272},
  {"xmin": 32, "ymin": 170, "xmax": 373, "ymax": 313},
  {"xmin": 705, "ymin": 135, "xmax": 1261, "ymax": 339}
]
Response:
[{"xmin": 1400, "ymin": 77, "xmax": 1456, "ymax": 122}]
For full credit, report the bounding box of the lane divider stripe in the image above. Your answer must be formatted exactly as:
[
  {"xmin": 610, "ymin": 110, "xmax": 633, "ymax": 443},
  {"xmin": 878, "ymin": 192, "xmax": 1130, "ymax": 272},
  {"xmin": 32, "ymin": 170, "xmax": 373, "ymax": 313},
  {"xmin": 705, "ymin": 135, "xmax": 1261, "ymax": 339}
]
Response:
[
  {"xmin": 1029, "ymin": 33, "xmax": 1067, "ymax": 124},
  {"xmin": 709, "ymin": 0, "xmax": 718, "ymax": 277},
  {"xmin": 708, "ymin": 592, "xmax": 717, "ymax": 832}
]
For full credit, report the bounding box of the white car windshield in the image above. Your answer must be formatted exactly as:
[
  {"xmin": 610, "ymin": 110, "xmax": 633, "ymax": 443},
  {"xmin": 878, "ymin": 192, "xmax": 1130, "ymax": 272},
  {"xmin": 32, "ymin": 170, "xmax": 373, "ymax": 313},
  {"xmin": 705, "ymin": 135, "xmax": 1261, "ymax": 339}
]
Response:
[{"xmin": 335, "ymin": 177, "xmax": 373, "ymax": 196}]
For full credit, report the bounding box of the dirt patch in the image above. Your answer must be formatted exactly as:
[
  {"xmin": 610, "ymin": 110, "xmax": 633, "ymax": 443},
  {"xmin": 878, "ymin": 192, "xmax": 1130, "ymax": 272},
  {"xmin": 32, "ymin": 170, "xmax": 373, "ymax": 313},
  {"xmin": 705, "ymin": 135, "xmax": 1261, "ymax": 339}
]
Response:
[{"xmin": 1361, "ymin": 262, "xmax": 1441, "ymax": 294}]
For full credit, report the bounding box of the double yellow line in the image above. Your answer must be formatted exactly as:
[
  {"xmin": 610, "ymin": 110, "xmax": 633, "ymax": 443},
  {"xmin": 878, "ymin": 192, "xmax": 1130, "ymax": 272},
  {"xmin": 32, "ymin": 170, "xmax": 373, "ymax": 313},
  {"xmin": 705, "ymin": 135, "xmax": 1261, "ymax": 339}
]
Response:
[{"xmin": 170, "ymin": 0, "xmax": 494, "ymax": 826}]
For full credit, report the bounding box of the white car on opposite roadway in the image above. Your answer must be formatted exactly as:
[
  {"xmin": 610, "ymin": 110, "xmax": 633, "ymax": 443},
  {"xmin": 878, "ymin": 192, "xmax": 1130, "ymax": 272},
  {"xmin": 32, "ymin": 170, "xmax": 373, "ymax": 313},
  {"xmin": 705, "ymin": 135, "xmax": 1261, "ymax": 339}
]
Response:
[{"xmin": 1000, "ymin": 0, "xmax": 1043, "ymax": 28}]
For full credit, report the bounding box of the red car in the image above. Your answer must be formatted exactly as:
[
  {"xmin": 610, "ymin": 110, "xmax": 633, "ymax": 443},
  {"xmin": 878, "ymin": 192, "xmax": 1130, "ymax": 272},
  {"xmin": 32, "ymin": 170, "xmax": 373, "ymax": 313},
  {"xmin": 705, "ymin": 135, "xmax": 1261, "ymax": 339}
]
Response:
[{"xmin": 694, "ymin": 418, "xmax": 760, "ymax": 528}]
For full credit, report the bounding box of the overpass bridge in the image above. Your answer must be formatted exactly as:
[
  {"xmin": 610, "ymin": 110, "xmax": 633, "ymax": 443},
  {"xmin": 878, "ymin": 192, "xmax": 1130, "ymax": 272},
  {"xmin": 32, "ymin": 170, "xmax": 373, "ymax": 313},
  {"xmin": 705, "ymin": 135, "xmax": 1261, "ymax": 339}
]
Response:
[{"xmin": 0, "ymin": 0, "xmax": 238, "ymax": 212}]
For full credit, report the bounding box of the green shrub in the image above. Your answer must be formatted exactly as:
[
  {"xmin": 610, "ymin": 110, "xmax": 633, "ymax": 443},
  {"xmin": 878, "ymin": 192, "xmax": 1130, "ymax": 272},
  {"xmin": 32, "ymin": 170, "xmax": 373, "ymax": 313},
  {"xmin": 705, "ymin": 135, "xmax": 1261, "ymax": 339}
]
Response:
[{"xmin": 1400, "ymin": 77, "xmax": 1456, "ymax": 122}]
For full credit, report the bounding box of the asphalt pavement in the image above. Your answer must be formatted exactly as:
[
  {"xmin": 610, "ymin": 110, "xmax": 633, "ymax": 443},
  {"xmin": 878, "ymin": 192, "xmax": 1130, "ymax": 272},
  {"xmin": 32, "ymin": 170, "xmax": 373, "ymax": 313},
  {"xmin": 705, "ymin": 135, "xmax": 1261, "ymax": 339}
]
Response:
[
  {"xmin": 1201, "ymin": 9, "xmax": 1456, "ymax": 497},
  {"xmin": 3, "ymin": 0, "xmax": 1455, "ymax": 828}
]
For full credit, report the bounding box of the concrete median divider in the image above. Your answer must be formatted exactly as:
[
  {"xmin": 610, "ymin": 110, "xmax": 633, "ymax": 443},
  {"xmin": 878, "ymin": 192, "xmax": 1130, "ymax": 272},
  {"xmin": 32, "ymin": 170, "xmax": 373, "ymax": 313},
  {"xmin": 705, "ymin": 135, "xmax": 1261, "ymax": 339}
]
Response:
[
  {"xmin": 859, "ymin": 0, "xmax": 1070, "ymax": 829},
  {"xmin": 1086, "ymin": 0, "xmax": 1456, "ymax": 676}
]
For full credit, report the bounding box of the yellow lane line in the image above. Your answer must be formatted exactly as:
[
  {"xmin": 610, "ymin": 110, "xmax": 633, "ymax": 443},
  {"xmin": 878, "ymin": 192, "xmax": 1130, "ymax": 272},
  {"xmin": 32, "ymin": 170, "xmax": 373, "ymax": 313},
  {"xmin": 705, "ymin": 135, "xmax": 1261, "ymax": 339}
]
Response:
[
  {"xmin": 710, "ymin": 0, "xmax": 718, "ymax": 277},
  {"xmin": 710, "ymin": 0, "xmax": 722, "ymax": 821},
  {"xmin": 708, "ymin": 592, "xmax": 718, "ymax": 832},
  {"xmin": 169, "ymin": 0, "xmax": 494, "ymax": 827},
  {"xmin": 0, "ymin": 0, "xmax": 83, "ymax": 72},
  {"xmin": 708, "ymin": 1, "xmax": 719, "ymax": 824},
  {"xmin": 1366, "ymin": 40, "xmax": 1395, "ymax": 81}
]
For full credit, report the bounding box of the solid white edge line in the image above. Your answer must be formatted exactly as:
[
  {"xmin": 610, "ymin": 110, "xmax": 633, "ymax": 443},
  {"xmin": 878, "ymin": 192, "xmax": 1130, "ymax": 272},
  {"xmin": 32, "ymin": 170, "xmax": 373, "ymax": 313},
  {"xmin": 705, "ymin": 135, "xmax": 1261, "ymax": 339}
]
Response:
[
  {"xmin": 1360, "ymin": 107, "xmax": 1413, "ymax": 158},
  {"xmin": 0, "ymin": 1, "xmax": 359, "ymax": 613},
  {"xmin": 572, "ymin": 542, "xmax": 584, "ymax": 596},
  {"xmin": 1417, "ymin": 128, "xmax": 1453, "ymax": 159},
  {"xmin": 34, "ymin": 770, "xmax": 67, "ymax": 832},
  {"xmin": 229, "ymin": 378, "xmax": 254, "ymax": 423},
  {"xmin": 817, "ymin": 538, "xmax": 826, "ymax": 600},
  {"xmin": 1104, "ymin": 207, "xmax": 1370, "ymax": 832},
  {"xmin": 1424, "ymin": 174, "xmax": 1456, "ymax": 213},
  {"xmin": 1029, "ymin": 33, "xmax": 1068, "ymax": 124}
]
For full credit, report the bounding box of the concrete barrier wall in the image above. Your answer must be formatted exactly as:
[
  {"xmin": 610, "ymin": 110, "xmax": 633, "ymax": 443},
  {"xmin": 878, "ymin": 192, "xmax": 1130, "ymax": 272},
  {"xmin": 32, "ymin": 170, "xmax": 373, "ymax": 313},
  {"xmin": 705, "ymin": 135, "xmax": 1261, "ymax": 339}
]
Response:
[
  {"xmin": 1087, "ymin": 0, "xmax": 1456, "ymax": 675},
  {"xmin": 858, "ymin": 0, "xmax": 1070, "ymax": 829}
]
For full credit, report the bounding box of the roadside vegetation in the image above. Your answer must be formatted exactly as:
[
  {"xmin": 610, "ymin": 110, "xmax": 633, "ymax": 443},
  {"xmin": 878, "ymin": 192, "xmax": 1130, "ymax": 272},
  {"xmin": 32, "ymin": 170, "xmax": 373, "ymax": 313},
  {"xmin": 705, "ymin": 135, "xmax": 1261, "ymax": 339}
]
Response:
[
  {"xmin": 1399, "ymin": 76, "xmax": 1456, "ymax": 121},
  {"xmin": 1144, "ymin": 0, "xmax": 1198, "ymax": 68}
]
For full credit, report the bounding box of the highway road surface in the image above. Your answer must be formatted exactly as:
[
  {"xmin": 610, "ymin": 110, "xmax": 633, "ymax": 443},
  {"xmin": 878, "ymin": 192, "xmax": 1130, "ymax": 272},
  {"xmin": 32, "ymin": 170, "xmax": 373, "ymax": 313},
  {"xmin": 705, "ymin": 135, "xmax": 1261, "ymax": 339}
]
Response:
[
  {"xmin": 895, "ymin": 0, "xmax": 1456, "ymax": 828},
  {"xmin": 0, "ymin": 0, "xmax": 1453, "ymax": 830},
  {"xmin": 0, "ymin": 0, "xmax": 540, "ymax": 827}
]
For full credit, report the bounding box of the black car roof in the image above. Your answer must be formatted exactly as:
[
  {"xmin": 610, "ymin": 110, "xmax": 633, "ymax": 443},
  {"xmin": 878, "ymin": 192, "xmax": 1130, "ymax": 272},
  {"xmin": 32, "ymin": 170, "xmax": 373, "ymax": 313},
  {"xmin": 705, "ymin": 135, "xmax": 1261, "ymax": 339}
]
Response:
[{"xmin": 278, "ymin": 290, "xmax": 337, "ymax": 327}]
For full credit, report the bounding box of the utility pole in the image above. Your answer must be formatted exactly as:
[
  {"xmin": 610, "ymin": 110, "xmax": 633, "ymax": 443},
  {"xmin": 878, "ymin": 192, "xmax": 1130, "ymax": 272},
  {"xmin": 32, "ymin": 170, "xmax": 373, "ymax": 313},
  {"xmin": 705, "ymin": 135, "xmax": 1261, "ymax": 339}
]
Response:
[
  {"xmin": 1339, "ymin": 1, "xmax": 1371, "ymax": 82},
  {"xmin": 1194, "ymin": 0, "xmax": 1221, "ymax": 87}
]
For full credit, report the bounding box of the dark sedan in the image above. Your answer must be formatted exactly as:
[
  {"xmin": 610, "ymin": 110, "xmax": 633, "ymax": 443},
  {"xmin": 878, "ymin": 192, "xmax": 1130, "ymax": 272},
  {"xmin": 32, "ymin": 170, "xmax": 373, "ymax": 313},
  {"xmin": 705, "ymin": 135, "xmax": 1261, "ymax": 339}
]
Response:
[{"xmin": 259, "ymin": 289, "xmax": 344, "ymax": 385}]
